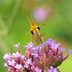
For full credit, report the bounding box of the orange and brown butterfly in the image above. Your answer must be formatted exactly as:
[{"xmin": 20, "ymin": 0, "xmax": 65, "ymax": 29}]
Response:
[{"xmin": 27, "ymin": 18, "xmax": 44, "ymax": 45}]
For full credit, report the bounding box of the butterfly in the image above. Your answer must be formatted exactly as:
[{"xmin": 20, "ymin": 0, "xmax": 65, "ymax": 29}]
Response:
[
  {"xmin": 30, "ymin": 20, "xmax": 43, "ymax": 44},
  {"xmin": 27, "ymin": 17, "xmax": 44, "ymax": 45}
]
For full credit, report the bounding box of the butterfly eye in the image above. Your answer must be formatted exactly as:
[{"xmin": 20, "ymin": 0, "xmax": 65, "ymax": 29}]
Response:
[
  {"xmin": 31, "ymin": 31, "xmax": 34, "ymax": 34},
  {"xmin": 37, "ymin": 27, "xmax": 40, "ymax": 30}
]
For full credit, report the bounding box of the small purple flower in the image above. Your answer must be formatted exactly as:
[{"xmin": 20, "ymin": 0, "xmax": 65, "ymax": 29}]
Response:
[
  {"xmin": 24, "ymin": 64, "xmax": 29, "ymax": 69},
  {"xmin": 14, "ymin": 42, "xmax": 20, "ymax": 49},
  {"xmin": 48, "ymin": 66, "xmax": 58, "ymax": 72},
  {"xmin": 21, "ymin": 55, "xmax": 26, "ymax": 60},
  {"xmin": 60, "ymin": 48, "xmax": 65, "ymax": 52},
  {"xmin": 8, "ymin": 59, "xmax": 16, "ymax": 66},
  {"xmin": 3, "ymin": 54, "xmax": 11, "ymax": 61},
  {"xmin": 67, "ymin": 50, "xmax": 72, "ymax": 55},
  {"xmin": 31, "ymin": 64, "xmax": 35, "ymax": 70},
  {"xmin": 32, "ymin": 47, "xmax": 39, "ymax": 54},
  {"xmin": 26, "ymin": 58, "xmax": 32, "ymax": 65},
  {"xmin": 46, "ymin": 38, "xmax": 60, "ymax": 50},
  {"xmin": 15, "ymin": 64, "xmax": 22, "ymax": 70},
  {"xmin": 46, "ymin": 38, "xmax": 53, "ymax": 45},
  {"xmin": 35, "ymin": 67, "xmax": 42, "ymax": 72},
  {"xmin": 51, "ymin": 43, "xmax": 60, "ymax": 50},
  {"xmin": 31, "ymin": 53, "xmax": 39, "ymax": 58},
  {"xmin": 24, "ymin": 42, "xmax": 34, "ymax": 49},
  {"xmin": 12, "ymin": 52, "xmax": 21, "ymax": 58},
  {"xmin": 40, "ymin": 42, "xmax": 46, "ymax": 48}
]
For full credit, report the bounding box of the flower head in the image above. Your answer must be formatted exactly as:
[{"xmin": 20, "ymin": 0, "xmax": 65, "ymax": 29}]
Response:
[{"xmin": 3, "ymin": 38, "xmax": 71, "ymax": 72}]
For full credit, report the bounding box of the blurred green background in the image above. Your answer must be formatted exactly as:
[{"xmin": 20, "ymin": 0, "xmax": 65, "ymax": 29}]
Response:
[{"xmin": 0, "ymin": 0, "xmax": 72, "ymax": 72}]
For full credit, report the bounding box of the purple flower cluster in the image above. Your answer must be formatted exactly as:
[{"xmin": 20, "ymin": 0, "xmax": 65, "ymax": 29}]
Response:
[{"xmin": 3, "ymin": 38, "xmax": 72, "ymax": 72}]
